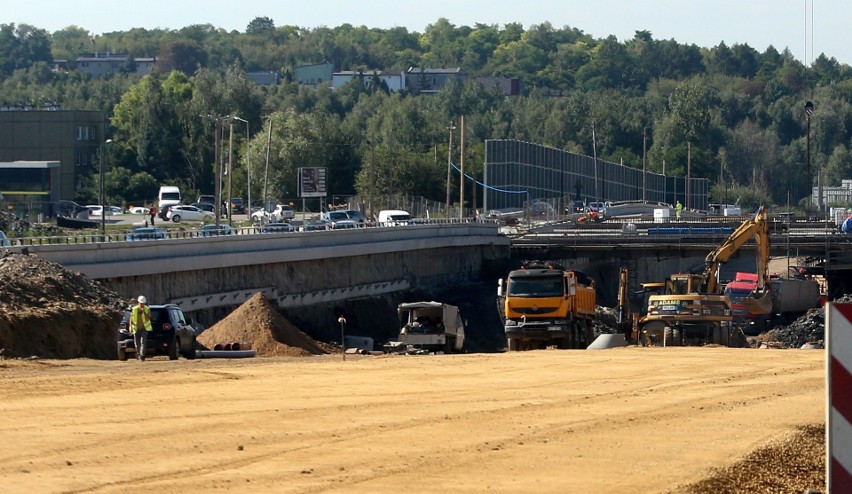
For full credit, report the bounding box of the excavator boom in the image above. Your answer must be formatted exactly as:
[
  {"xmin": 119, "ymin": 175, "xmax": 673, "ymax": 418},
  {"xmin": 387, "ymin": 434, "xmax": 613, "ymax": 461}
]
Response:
[{"xmin": 703, "ymin": 207, "xmax": 772, "ymax": 314}]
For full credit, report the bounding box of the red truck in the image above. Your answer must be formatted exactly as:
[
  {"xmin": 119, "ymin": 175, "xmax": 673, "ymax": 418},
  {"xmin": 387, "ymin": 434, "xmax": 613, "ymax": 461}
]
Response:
[{"xmin": 724, "ymin": 272, "xmax": 821, "ymax": 335}]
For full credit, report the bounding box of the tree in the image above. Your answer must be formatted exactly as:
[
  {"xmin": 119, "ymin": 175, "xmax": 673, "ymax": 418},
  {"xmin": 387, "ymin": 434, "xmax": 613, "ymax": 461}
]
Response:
[
  {"xmin": 246, "ymin": 17, "xmax": 275, "ymax": 35},
  {"xmin": 155, "ymin": 40, "xmax": 208, "ymax": 76},
  {"xmin": 0, "ymin": 23, "xmax": 52, "ymax": 77},
  {"xmin": 50, "ymin": 25, "xmax": 92, "ymax": 62},
  {"xmin": 720, "ymin": 119, "xmax": 780, "ymax": 194}
]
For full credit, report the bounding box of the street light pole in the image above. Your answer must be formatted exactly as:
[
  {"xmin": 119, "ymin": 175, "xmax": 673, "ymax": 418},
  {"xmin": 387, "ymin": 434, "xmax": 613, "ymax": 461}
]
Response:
[
  {"xmin": 445, "ymin": 121, "xmax": 456, "ymax": 217},
  {"xmin": 233, "ymin": 117, "xmax": 250, "ymax": 219},
  {"xmin": 100, "ymin": 138, "xmax": 113, "ymax": 237},
  {"xmin": 805, "ymin": 101, "xmax": 814, "ymax": 217}
]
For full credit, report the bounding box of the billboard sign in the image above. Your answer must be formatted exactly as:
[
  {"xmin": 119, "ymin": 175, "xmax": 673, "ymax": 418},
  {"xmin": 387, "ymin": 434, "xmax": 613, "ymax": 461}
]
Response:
[{"xmin": 298, "ymin": 167, "xmax": 327, "ymax": 198}]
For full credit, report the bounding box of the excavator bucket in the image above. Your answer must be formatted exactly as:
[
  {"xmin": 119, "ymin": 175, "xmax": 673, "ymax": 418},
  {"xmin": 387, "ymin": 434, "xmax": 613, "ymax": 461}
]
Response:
[{"xmin": 740, "ymin": 288, "xmax": 773, "ymax": 315}]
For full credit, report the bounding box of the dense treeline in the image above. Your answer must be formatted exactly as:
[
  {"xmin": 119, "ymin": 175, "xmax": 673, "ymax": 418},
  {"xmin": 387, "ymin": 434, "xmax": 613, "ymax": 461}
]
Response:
[{"xmin": 1, "ymin": 17, "xmax": 851, "ymax": 211}]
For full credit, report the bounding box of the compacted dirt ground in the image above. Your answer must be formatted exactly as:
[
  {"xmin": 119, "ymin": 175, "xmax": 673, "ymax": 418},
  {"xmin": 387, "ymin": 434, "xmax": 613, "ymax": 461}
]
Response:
[{"xmin": 0, "ymin": 347, "xmax": 825, "ymax": 493}]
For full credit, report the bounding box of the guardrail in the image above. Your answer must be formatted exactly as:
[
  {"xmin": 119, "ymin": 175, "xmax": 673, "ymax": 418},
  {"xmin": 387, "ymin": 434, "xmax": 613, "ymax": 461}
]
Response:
[{"xmin": 1, "ymin": 217, "xmax": 497, "ymax": 247}]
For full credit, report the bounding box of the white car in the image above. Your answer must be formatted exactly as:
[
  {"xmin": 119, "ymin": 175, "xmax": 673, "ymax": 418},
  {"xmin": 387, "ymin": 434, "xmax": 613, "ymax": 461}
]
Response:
[
  {"xmin": 85, "ymin": 205, "xmax": 111, "ymax": 216},
  {"xmin": 128, "ymin": 206, "xmax": 150, "ymax": 215},
  {"xmin": 166, "ymin": 205, "xmax": 214, "ymax": 223},
  {"xmin": 252, "ymin": 204, "xmax": 295, "ymax": 223},
  {"xmin": 329, "ymin": 220, "xmax": 359, "ymax": 230}
]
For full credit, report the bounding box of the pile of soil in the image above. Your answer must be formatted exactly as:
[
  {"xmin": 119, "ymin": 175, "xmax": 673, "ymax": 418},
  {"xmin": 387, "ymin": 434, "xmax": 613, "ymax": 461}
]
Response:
[
  {"xmin": 197, "ymin": 292, "xmax": 336, "ymax": 357},
  {"xmin": 0, "ymin": 251, "xmax": 126, "ymax": 359}
]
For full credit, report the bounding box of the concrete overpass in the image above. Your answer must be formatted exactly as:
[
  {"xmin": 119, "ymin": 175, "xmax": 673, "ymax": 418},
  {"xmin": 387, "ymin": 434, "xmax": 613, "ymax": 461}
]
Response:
[{"xmin": 10, "ymin": 222, "xmax": 510, "ymax": 312}]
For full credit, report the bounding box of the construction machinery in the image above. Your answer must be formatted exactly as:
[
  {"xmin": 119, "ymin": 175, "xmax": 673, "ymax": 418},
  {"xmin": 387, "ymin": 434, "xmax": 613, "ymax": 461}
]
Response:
[
  {"xmin": 725, "ymin": 272, "xmax": 822, "ymax": 335},
  {"xmin": 385, "ymin": 301, "xmax": 465, "ymax": 354},
  {"xmin": 498, "ymin": 261, "xmax": 597, "ymax": 350},
  {"xmin": 635, "ymin": 207, "xmax": 772, "ymax": 346}
]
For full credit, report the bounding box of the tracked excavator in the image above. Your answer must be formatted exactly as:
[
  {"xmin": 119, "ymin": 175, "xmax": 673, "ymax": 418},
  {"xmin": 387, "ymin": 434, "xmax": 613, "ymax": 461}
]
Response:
[{"xmin": 635, "ymin": 207, "xmax": 772, "ymax": 346}]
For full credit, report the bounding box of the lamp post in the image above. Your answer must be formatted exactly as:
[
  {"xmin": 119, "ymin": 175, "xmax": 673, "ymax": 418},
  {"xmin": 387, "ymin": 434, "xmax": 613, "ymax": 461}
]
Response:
[
  {"xmin": 100, "ymin": 138, "xmax": 113, "ymax": 237},
  {"xmin": 445, "ymin": 121, "xmax": 456, "ymax": 217},
  {"xmin": 805, "ymin": 101, "xmax": 814, "ymax": 216},
  {"xmin": 233, "ymin": 116, "xmax": 250, "ymax": 218}
]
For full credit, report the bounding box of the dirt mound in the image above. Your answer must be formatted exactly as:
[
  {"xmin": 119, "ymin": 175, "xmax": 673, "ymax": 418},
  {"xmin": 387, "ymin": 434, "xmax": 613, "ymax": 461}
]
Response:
[
  {"xmin": 197, "ymin": 292, "xmax": 334, "ymax": 357},
  {"xmin": 0, "ymin": 252, "xmax": 126, "ymax": 359}
]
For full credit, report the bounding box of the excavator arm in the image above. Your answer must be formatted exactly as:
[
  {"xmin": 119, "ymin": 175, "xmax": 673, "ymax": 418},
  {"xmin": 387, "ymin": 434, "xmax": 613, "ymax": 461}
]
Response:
[{"xmin": 703, "ymin": 207, "xmax": 772, "ymax": 313}]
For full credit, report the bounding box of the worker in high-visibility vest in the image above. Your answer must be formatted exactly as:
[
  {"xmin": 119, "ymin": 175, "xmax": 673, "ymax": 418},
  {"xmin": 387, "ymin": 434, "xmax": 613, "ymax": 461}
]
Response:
[{"xmin": 130, "ymin": 295, "xmax": 152, "ymax": 361}]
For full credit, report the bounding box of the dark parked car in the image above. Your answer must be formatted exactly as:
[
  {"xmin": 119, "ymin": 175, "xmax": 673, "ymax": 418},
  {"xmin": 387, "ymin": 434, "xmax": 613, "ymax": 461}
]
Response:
[
  {"xmin": 341, "ymin": 209, "xmax": 368, "ymax": 224},
  {"xmin": 229, "ymin": 197, "xmax": 245, "ymax": 214},
  {"xmin": 56, "ymin": 200, "xmax": 88, "ymax": 218},
  {"xmin": 190, "ymin": 202, "xmax": 227, "ymax": 217},
  {"xmin": 569, "ymin": 200, "xmax": 586, "ymax": 213},
  {"xmin": 116, "ymin": 304, "xmax": 197, "ymax": 360}
]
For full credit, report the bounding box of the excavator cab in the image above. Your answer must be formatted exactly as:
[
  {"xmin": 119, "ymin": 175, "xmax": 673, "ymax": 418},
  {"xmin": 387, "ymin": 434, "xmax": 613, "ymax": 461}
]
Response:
[{"xmin": 666, "ymin": 274, "xmax": 704, "ymax": 295}]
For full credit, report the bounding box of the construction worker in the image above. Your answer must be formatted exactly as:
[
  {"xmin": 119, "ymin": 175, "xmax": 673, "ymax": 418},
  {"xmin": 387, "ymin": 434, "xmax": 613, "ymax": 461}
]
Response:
[
  {"xmin": 676, "ymin": 200, "xmax": 683, "ymax": 221},
  {"xmin": 130, "ymin": 295, "xmax": 152, "ymax": 361}
]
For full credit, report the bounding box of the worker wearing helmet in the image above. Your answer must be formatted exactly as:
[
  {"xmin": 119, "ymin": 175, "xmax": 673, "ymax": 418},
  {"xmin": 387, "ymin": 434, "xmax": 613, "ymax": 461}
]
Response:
[{"xmin": 130, "ymin": 295, "xmax": 152, "ymax": 361}]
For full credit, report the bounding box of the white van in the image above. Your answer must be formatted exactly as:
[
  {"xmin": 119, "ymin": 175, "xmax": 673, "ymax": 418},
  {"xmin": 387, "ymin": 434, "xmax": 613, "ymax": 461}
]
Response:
[
  {"xmin": 158, "ymin": 186, "xmax": 182, "ymax": 220},
  {"xmin": 377, "ymin": 210, "xmax": 411, "ymax": 226}
]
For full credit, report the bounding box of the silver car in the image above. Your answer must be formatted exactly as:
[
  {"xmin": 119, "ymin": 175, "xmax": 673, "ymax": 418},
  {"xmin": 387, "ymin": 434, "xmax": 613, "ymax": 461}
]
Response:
[{"xmin": 166, "ymin": 205, "xmax": 214, "ymax": 223}]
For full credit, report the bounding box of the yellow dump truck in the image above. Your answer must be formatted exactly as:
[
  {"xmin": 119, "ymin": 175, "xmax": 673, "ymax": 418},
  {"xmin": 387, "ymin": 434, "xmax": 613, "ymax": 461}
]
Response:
[{"xmin": 498, "ymin": 261, "xmax": 597, "ymax": 350}]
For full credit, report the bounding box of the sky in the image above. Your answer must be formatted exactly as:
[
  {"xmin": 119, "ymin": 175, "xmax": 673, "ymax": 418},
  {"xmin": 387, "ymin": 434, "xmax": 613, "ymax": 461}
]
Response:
[{"xmin": 7, "ymin": 0, "xmax": 850, "ymax": 66}]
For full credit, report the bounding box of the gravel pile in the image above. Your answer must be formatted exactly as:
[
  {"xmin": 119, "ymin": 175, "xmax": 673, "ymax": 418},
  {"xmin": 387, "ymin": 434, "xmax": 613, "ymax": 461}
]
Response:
[
  {"xmin": 767, "ymin": 294, "xmax": 852, "ymax": 348},
  {"xmin": 676, "ymin": 424, "xmax": 825, "ymax": 493}
]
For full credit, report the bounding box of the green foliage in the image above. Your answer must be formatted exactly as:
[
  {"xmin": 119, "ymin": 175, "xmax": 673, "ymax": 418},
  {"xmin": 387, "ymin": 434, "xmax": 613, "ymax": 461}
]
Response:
[
  {"xmin": 0, "ymin": 18, "xmax": 849, "ymax": 211},
  {"xmin": 0, "ymin": 23, "xmax": 52, "ymax": 77},
  {"xmin": 709, "ymin": 183, "xmax": 773, "ymax": 211}
]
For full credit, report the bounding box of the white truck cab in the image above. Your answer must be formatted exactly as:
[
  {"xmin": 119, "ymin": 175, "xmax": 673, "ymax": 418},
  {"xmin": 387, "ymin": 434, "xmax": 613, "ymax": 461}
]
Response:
[
  {"xmin": 377, "ymin": 210, "xmax": 410, "ymax": 226},
  {"xmin": 158, "ymin": 186, "xmax": 182, "ymax": 220}
]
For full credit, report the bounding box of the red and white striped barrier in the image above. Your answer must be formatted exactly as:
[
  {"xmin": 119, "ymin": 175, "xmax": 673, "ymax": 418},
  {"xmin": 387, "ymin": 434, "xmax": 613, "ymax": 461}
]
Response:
[{"xmin": 828, "ymin": 303, "xmax": 852, "ymax": 493}]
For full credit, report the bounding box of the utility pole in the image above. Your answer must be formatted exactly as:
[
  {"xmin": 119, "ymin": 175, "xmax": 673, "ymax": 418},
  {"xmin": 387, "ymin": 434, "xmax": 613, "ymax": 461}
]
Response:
[
  {"xmin": 369, "ymin": 131, "xmax": 375, "ymax": 217},
  {"xmin": 459, "ymin": 115, "xmax": 465, "ymax": 219},
  {"xmin": 642, "ymin": 127, "xmax": 647, "ymax": 201},
  {"xmin": 687, "ymin": 141, "xmax": 691, "ymax": 209},
  {"xmin": 214, "ymin": 118, "xmax": 222, "ymax": 228},
  {"xmin": 805, "ymin": 101, "xmax": 814, "ymax": 217},
  {"xmin": 445, "ymin": 121, "xmax": 456, "ymax": 217},
  {"xmin": 233, "ymin": 117, "xmax": 250, "ymax": 221},
  {"xmin": 99, "ymin": 138, "xmax": 112, "ymax": 237},
  {"xmin": 227, "ymin": 120, "xmax": 234, "ymax": 226},
  {"xmin": 592, "ymin": 122, "xmax": 599, "ymax": 201},
  {"xmin": 263, "ymin": 118, "xmax": 273, "ymax": 215}
]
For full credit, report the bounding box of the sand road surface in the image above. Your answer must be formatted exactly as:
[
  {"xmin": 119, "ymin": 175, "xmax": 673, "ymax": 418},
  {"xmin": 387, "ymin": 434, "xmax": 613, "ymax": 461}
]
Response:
[{"xmin": 0, "ymin": 347, "xmax": 825, "ymax": 493}]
